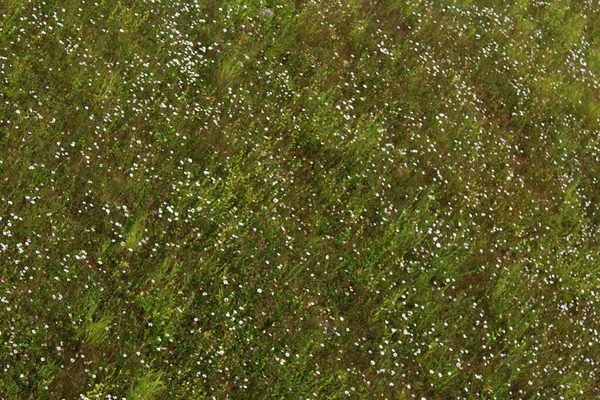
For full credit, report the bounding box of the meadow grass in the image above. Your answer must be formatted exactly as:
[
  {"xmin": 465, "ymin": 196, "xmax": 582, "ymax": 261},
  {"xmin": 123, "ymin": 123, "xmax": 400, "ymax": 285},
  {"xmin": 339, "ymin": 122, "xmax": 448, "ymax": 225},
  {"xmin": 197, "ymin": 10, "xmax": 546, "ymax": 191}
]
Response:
[{"xmin": 1, "ymin": 0, "xmax": 600, "ymax": 398}]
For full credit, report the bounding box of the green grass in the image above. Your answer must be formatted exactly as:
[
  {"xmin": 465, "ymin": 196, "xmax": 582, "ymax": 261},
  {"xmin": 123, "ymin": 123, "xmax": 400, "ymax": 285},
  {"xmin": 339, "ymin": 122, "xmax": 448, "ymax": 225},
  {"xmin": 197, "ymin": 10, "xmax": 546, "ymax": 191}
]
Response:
[{"xmin": 1, "ymin": 0, "xmax": 600, "ymax": 398}]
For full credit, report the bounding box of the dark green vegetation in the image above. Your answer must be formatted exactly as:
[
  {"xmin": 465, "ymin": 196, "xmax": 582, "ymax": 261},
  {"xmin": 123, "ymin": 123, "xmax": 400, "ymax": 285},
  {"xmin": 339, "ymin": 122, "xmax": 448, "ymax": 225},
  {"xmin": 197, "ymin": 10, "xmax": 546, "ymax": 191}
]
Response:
[{"xmin": 2, "ymin": 0, "xmax": 600, "ymax": 398}]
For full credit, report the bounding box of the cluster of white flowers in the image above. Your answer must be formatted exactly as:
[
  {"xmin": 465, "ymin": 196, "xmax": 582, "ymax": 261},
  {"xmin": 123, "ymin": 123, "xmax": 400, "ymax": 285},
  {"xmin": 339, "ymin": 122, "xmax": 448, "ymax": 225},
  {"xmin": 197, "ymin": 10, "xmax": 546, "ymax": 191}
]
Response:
[{"xmin": 1, "ymin": 0, "xmax": 599, "ymax": 398}]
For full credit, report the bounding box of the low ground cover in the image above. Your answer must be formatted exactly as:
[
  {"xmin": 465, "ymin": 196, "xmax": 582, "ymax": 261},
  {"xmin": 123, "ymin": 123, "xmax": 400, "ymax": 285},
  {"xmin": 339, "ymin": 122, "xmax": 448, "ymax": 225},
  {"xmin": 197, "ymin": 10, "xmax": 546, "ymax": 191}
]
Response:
[{"xmin": 1, "ymin": 0, "xmax": 599, "ymax": 398}]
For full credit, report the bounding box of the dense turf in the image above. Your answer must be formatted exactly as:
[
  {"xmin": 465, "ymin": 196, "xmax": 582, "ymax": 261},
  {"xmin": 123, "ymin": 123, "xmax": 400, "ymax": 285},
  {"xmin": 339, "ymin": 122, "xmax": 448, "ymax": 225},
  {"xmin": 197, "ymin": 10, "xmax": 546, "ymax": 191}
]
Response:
[{"xmin": 1, "ymin": 0, "xmax": 600, "ymax": 398}]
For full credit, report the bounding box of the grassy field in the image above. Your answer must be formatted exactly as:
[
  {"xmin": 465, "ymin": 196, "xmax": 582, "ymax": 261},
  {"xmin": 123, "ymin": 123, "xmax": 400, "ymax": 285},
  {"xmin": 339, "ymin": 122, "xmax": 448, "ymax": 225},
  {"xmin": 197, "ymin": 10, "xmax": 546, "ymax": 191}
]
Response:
[{"xmin": 1, "ymin": 0, "xmax": 600, "ymax": 398}]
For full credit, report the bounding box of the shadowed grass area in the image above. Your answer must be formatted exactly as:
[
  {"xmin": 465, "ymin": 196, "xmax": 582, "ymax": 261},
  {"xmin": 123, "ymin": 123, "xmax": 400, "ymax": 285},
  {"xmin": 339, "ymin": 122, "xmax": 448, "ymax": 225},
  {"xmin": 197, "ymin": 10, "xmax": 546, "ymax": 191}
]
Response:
[{"xmin": 1, "ymin": 0, "xmax": 600, "ymax": 398}]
